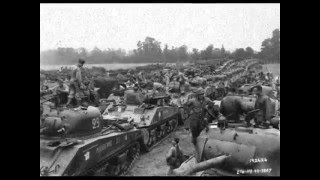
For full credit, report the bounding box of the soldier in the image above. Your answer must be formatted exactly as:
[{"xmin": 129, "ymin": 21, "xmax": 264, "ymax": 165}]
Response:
[
  {"xmin": 82, "ymin": 79, "xmax": 94, "ymax": 105},
  {"xmin": 184, "ymin": 88, "xmax": 214, "ymax": 162},
  {"xmin": 168, "ymin": 77, "xmax": 180, "ymax": 93},
  {"xmin": 153, "ymin": 82, "xmax": 166, "ymax": 95},
  {"xmin": 216, "ymin": 81, "xmax": 226, "ymax": 100},
  {"xmin": 204, "ymin": 81, "xmax": 217, "ymax": 101},
  {"xmin": 40, "ymin": 85, "xmax": 51, "ymax": 96},
  {"xmin": 52, "ymin": 78, "xmax": 69, "ymax": 107},
  {"xmin": 252, "ymin": 85, "xmax": 272, "ymax": 128},
  {"xmin": 66, "ymin": 59, "xmax": 86, "ymax": 107},
  {"xmin": 137, "ymin": 71, "xmax": 147, "ymax": 84},
  {"xmin": 124, "ymin": 85, "xmax": 146, "ymax": 105},
  {"xmin": 166, "ymin": 138, "xmax": 186, "ymax": 175}
]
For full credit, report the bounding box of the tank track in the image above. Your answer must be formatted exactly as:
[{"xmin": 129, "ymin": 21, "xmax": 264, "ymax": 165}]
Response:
[
  {"xmin": 81, "ymin": 141, "xmax": 140, "ymax": 176},
  {"xmin": 140, "ymin": 117, "xmax": 178, "ymax": 152}
]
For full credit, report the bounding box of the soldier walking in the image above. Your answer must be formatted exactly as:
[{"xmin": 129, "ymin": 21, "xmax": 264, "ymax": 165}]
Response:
[{"xmin": 184, "ymin": 88, "xmax": 214, "ymax": 162}]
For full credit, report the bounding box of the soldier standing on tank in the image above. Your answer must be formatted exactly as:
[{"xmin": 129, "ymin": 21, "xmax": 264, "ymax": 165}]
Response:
[
  {"xmin": 252, "ymin": 85, "xmax": 272, "ymax": 128},
  {"xmin": 184, "ymin": 88, "xmax": 214, "ymax": 162},
  {"xmin": 66, "ymin": 59, "xmax": 86, "ymax": 107}
]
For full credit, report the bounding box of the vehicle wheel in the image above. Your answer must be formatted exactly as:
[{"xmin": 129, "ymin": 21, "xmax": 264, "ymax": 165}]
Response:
[
  {"xmin": 172, "ymin": 119, "xmax": 178, "ymax": 131},
  {"xmin": 178, "ymin": 108, "xmax": 187, "ymax": 125},
  {"xmin": 140, "ymin": 128, "xmax": 150, "ymax": 152}
]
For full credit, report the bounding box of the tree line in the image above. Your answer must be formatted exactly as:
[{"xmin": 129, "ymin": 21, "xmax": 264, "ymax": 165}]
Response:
[{"xmin": 40, "ymin": 29, "xmax": 279, "ymax": 65}]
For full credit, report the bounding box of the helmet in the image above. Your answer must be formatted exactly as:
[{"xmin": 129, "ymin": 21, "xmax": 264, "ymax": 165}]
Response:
[{"xmin": 78, "ymin": 58, "xmax": 86, "ymax": 64}]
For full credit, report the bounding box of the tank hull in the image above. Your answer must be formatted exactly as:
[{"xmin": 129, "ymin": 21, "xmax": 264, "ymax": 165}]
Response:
[
  {"xmin": 103, "ymin": 104, "xmax": 179, "ymax": 151},
  {"xmin": 40, "ymin": 129, "xmax": 142, "ymax": 176},
  {"xmin": 194, "ymin": 127, "xmax": 280, "ymax": 176}
]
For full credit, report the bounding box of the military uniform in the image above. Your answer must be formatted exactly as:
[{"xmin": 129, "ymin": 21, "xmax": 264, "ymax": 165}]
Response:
[
  {"xmin": 52, "ymin": 82, "xmax": 69, "ymax": 106},
  {"xmin": 124, "ymin": 89, "xmax": 145, "ymax": 105},
  {"xmin": 166, "ymin": 145, "xmax": 185, "ymax": 175},
  {"xmin": 254, "ymin": 94, "xmax": 272, "ymax": 125},
  {"xmin": 185, "ymin": 90, "xmax": 213, "ymax": 143},
  {"xmin": 69, "ymin": 65, "xmax": 85, "ymax": 104},
  {"xmin": 204, "ymin": 85, "xmax": 217, "ymax": 101}
]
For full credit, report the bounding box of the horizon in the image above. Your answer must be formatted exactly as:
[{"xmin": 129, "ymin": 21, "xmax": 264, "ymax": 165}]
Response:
[{"xmin": 40, "ymin": 3, "xmax": 280, "ymax": 54}]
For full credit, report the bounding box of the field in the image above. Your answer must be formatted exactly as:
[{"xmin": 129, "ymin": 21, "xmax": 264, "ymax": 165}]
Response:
[
  {"xmin": 40, "ymin": 63, "xmax": 154, "ymax": 71},
  {"xmin": 262, "ymin": 64, "xmax": 280, "ymax": 76}
]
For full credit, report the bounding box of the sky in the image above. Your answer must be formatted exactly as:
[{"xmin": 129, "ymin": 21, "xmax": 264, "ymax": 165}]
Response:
[{"xmin": 40, "ymin": 3, "xmax": 280, "ymax": 53}]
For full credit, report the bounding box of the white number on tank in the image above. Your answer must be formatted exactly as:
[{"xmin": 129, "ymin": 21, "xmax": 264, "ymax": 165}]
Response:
[
  {"xmin": 92, "ymin": 118, "xmax": 100, "ymax": 129},
  {"xmin": 84, "ymin": 152, "xmax": 90, "ymax": 161}
]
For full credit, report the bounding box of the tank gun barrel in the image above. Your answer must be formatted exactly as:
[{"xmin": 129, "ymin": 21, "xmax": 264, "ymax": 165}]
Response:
[{"xmin": 171, "ymin": 155, "xmax": 230, "ymax": 176}]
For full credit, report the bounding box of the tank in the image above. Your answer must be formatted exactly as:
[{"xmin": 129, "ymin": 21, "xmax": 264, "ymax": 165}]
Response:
[
  {"xmin": 102, "ymin": 90, "xmax": 179, "ymax": 152},
  {"xmin": 176, "ymin": 124, "xmax": 280, "ymax": 176},
  {"xmin": 199, "ymin": 126, "xmax": 279, "ymax": 176},
  {"xmin": 219, "ymin": 95, "xmax": 279, "ymax": 127},
  {"xmin": 40, "ymin": 106, "xmax": 143, "ymax": 176},
  {"xmin": 92, "ymin": 77, "xmax": 120, "ymax": 99},
  {"xmin": 239, "ymin": 84, "xmax": 274, "ymax": 97}
]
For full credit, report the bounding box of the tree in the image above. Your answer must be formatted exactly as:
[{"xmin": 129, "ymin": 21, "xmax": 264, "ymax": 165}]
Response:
[
  {"xmin": 191, "ymin": 48, "xmax": 200, "ymax": 60},
  {"xmin": 162, "ymin": 44, "xmax": 169, "ymax": 62},
  {"xmin": 205, "ymin": 44, "xmax": 214, "ymax": 60},
  {"xmin": 178, "ymin": 45, "xmax": 188, "ymax": 61},
  {"xmin": 259, "ymin": 28, "xmax": 280, "ymax": 63},
  {"xmin": 232, "ymin": 48, "xmax": 246, "ymax": 60},
  {"xmin": 245, "ymin": 47, "xmax": 254, "ymax": 59},
  {"xmin": 199, "ymin": 44, "xmax": 214, "ymax": 60},
  {"xmin": 221, "ymin": 45, "xmax": 225, "ymax": 54}
]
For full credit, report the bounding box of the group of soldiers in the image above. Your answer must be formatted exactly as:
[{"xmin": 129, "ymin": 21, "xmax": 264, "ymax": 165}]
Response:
[
  {"xmin": 40, "ymin": 58, "xmax": 280, "ymax": 175},
  {"xmin": 40, "ymin": 59, "xmax": 101, "ymax": 108}
]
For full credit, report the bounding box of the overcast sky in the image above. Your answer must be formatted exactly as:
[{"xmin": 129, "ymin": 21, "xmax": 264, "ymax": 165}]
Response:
[{"xmin": 40, "ymin": 3, "xmax": 280, "ymax": 53}]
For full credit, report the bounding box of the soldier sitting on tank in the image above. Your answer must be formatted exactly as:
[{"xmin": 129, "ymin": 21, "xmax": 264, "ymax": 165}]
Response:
[
  {"xmin": 40, "ymin": 85, "xmax": 51, "ymax": 96},
  {"xmin": 166, "ymin": 138, "xmax": 188, "ymax": 176},
  {"xmin": 124, "ymin": 85, "xmax": 146, "ymax": 106},
  {"xmin": 184, "ymin": 88, "xmax": 214, "ymax": 162},
  {"xmin": 51, "ymin": 78, "xmax": 69, "ymax": 107},
  {"xmin": 252, "ymin": 85, "xmax": 272, "ymax": 128},
  {"xmin": 168, "ymin": 77, "xmax": 181, "ymax": 94},
  {"xmin": 152, "ymin": 82, "xmax": 166, "ymax": 95}
]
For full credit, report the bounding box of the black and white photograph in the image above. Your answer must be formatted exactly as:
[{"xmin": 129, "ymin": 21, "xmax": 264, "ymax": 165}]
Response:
[{"xmin": 40, "ymin": 3, "xmax": 280, "ymax": 176}]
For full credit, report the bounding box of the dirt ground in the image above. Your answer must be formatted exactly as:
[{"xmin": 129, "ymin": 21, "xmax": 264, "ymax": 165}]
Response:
[{"xmin": 126, "ymin": 126, "xmax": 195, "ymax": 176}]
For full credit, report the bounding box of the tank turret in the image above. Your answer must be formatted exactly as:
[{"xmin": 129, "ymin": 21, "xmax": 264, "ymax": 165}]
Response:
[
  {"xmin": 40, "ymin": 106, "xmax": 102, "ymax": 137},
  {"xmin": 40, "ymin": 105, "xmax": 144, "ymax": 176}
]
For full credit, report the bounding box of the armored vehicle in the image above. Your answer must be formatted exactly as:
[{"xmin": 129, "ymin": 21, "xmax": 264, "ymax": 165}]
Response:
[
  {"xmin": 40, "ymin": 106, "xmax": 143, "ymax": 176},
  {"xmin": 175, "ymin": 117, "xmax": 280, "ymax": 176},
  {"xmin": 102, "ymin": 90, "xmax": 179, "ymax": 151}
]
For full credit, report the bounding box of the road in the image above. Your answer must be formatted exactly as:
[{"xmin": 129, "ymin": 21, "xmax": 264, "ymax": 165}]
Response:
[{"xmin": 127, "ymin": 126, "xmax": 195, "ymax": 176}]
